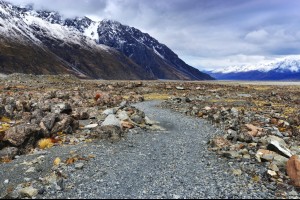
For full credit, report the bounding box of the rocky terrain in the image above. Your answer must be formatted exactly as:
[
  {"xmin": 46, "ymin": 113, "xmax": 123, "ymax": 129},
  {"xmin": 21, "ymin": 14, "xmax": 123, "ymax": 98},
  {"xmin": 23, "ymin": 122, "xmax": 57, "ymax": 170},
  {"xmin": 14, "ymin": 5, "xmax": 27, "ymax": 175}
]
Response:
[{"xmin": 1, "ymin": 74, "xmax": 300, "ymax": 198}]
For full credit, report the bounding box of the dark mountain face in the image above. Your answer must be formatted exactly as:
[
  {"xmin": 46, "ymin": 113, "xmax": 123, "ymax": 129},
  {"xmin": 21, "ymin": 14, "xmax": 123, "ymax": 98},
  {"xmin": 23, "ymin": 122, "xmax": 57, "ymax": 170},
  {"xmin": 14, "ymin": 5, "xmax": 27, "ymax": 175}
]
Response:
[{"xmin": 96, "ymin": 20, "xmax": 214, "ymax": 80}]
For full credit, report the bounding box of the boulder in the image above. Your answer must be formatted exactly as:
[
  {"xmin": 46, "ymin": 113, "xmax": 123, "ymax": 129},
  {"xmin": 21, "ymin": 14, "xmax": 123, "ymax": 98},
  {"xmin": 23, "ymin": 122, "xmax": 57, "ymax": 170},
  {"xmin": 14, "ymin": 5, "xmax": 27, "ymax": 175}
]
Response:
[
  {"xmin": 51, "ymin": 103, "xmax": 72, "ymax": 114},
  {"xmin": 287, "ymin": 155, "xmax": 300, "ymax": 187},
  {"xmin": 0, "ymin": 147, "xmax": 18, "ymax": 160},
  {"xmin": 92, "ymin": 125, "xmax": 123, "ymax": 141},
  {"xmin": 266, "ymin": 135, "xmax": 292, "ymax": 158},
  {"xmin": 39, "ymin": 113, "xmax": 58, "ymax": 136},
  {"xmin": 210, "ymin": 136, "xmax": 231, "ymax": 149},
  {"xmin": 102, "ymin": 114, "xmax": 121, "ymax": 127},
  {"xmin": 51, "ymin": 115, "xmax": 78, "ymax": 134},
  {"xmin": 117, "ymin": 111, "xmax": 130, "ymax": 121},
  {"xmin": 3, "ymin": 124, "xmax": 41, "ymax": 146}
]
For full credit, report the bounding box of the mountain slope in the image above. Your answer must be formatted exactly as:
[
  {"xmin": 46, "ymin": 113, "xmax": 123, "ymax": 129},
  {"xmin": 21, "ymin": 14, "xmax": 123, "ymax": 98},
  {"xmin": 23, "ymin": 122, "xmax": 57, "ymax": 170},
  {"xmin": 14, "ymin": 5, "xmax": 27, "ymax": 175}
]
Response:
[
  {"xmin": 0, "ymin": 1, "xmax": 153, "ymax": 80},
  {"xmin": 64, "ymin": 18, "xmax": 213, "ymax": 80},
  {"xmin": 207, "ymin": 58, "xmax": 300, "ymax": 81},
  {"xmin": 95, "ymin": 20, "xmax": 214, "ymax": 80},
  {"xmin": 0, "ymin": 1, "xmax": 213, "ymax": 80}
]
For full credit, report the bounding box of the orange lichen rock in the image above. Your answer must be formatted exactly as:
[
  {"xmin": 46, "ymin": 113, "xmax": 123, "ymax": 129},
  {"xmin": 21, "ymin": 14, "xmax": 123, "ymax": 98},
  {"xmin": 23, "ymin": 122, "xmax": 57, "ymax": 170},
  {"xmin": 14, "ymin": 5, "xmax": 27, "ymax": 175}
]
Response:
[
  {"xmin": 94, "ymin": 93, "xmax": 101, "ymax": 101},
  {"xmin": 287, "ymin": 155, "xmax": 300, "ymax": 187}
]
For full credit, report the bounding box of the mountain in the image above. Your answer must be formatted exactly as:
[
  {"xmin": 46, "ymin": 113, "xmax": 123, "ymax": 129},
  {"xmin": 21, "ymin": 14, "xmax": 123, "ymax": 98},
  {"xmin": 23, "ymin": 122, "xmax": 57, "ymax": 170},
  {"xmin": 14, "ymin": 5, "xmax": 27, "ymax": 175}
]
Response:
[
  {"xmin": 0, "ymin": 1, "xmax": 213, "ymax": 80},
  {"xmin": 65, "ymin": 18, "xmax": 214, "ymax": 80},
  {"xmin": 207, "ymin": 58, "xmax": 300, "ymax": 81}
]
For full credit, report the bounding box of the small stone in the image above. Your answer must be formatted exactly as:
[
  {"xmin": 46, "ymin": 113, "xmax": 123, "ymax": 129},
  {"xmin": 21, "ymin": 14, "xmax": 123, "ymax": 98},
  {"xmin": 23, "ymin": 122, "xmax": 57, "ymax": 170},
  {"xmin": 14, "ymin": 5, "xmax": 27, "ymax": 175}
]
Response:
[
  {"xmin": 210, "ymin": 136, "xmax": 231, "ymax": 149},
  {"xmin": 267, "ymin": 170, "xmax": 277, "ymax": 177},
  {"xmin": 232, "ymin": 169, "xmax": 242, "ymax": 176},
  {"xmin": 269, "ymin": 163, "xmax": 279, "ymax": 172},
  {"xmin": 144, "ymin": 116, "xmax": 155, "ymax": 125},
  {"xmin": 102, "ymin": 108, "xmax": 116, "ymax": 115},
  {"xmin": 176, "ymin": 86, "xmax": 185, "ymax": 90},
  {"xmin": 75, "ymin": 163, "xmax": 84, "ymax": 170},
  {"xmin": 4, "ymin": 179, "xmax": 9, "ymax": 184},
  {"xmin": 222, "ymin": 151, "xmax": 241, "ymax": 159},
  {"xmin": 83, "ymin": 124, "xmax": 98, "ymax": 129},
  {"xmin": 20, "ymin": 186, "xmax": 38, "ymax": 198},
  {"xmin": 26, "ymin": 167, "xmax": 36, "ymax": 173},
  {"xmin": 117, "ymin": 111, "xmax": 129, "ymax": 121}
]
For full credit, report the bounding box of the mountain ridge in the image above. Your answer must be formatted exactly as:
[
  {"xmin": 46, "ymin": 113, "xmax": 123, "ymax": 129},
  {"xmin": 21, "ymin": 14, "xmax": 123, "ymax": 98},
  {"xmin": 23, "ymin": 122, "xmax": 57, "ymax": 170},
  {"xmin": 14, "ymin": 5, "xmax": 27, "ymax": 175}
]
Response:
[
  {"xmin": 207, "ymin": 58, "xmax": 300, "ymax": 80},
  {"xmin": 0, "ymin": 1, "xmax": 213, "ymax": 80}
]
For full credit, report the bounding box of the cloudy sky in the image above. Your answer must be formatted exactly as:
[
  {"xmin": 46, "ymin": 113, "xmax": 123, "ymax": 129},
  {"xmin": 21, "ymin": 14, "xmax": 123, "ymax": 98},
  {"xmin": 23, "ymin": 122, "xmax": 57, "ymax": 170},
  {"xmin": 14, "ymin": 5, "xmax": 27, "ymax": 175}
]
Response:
[{"xmin": 6, "ymin": 0, "xmax": 300, "ymax": 70}]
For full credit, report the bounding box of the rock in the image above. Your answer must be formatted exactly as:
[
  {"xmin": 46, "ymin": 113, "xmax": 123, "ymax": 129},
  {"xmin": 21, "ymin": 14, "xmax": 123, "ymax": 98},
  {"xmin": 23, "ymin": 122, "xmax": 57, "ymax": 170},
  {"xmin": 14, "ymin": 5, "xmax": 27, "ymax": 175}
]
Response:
[
  {"xmin": 102, "ymin": 114, "xmax": 121, "ymax": 127},
  {"xmin": 226, "ymin": 129, "xmax": 237, "ymax": 141},
  {"xmin": 144, "ymin": 116, "xmax": 155, "ymax": 125},
  {"xmin": 287, "ymin": 155, "xmax": 300, "ymax": 187},
  {"xmin": 176, "ymin": 86, "xmax": 185, "ymax": 90},
  {"xmin": 117, "ymin": 111, "xmax": 130, "ymax": 121},
  {"xmin": 222, "ymin": 151, "xmax": 241, "ymax": 159},
  {"xmin": 4, "ymin": 179, "xmax": 9, "ymax": 184},
  {"xmin": 25, "ymin": 167, "xmax": 36, "ymax": 173},
  {"xmin": 210, "ymin": 136, "xmax": 231, "ymax": 149},
  {"xmin": 130, "ymin": 114, "xmax": 144, "ymax": 124},
  {"xmin": 245, "ymin": 124, "xmax": 263, "ymax": 137},
  {"xmin": 0, "ymin": 105, "xmax": 5, "ymax": 116},
  {"xmin": 256, "ymin": 149, "xmax": 289, "ymax": 167},
  {"xmin": 51, "ymin": 103, "xmax": 72, "ymax": 114},
  {"xmin": 3, "ymin": 124, "xmax": 41, "ymax": 146},
  {"xmin": 39, "ymin": 113, "xmax": 58, "ymax": 135},
  {"xmin": 121, "ymin": 121, "xmax": 134, "ymax": 129},
  {"xmin": 92, "ymin": 125, "xmax": 123, "ymax": 141},
  {"xmin": 75, "ymin": 163, "xmax": 84, "ymax": 170},
  {"xmin": 267, "ymin": 136, "xmax": 292, "ymax": 158},
  {"xmin": 267, "ymin": 170, "xmax": 277, "ymax": 177},
  {"xmin": 119, "ymin": 101, "xmax": 128, "ymax": 108},
  {"xmin": 231, "ymin": 107, "xmax": 239, "ymax": 117},
  {"xmin": 72, "ymin": 109, "xmax": 89, "ymax": 120},
  {"xmin": 83, "ymin": 124, "xmax": 98, "ymax": 129},
  {"xmin": 269, "ymin": 163, "xmax": 279, "ymax": 172},
  {"xmin": 288, "ymin": 190, "xmax": 299, "ymax": 198},
  {"xmin": 0, "ymin": 147, "xmax": 18, "ymax": 160},
  {"xmin": 232, "ymin": 169, "xmax": 242, "ymax": 176},
  {"xmin": 256, "ymin": 149, "xmax": 278, "ymax": 162},
  {"xmin": 102, "ymin": 108, "xmax": 116, "ymax": 115},
  {"xmin": 20, "ymin": 186, "xmax": 38, "ymax": 198},
  {"xmin": 51, "ymin": 115, "xmax": 78, "ymax": 134}
]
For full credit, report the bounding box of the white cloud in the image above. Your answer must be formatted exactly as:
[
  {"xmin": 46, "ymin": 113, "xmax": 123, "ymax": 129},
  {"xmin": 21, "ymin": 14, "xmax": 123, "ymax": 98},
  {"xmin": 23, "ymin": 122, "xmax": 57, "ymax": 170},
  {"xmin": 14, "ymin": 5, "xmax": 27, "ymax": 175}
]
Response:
[{"xmin": 245, "ymin": 29, "xmax": 269, "ymax": 43}]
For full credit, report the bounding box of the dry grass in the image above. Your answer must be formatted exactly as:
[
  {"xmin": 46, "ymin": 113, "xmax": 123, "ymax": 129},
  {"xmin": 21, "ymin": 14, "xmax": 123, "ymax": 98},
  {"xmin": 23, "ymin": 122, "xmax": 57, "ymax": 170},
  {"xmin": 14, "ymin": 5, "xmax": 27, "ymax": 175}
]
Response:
[
  {"xmin": 38, "ymin": 138, "xmax": 54, "ymax": 149},
  {"xmin": 143, "ymin": 93, "xmax": 170, "ymax": 100}
]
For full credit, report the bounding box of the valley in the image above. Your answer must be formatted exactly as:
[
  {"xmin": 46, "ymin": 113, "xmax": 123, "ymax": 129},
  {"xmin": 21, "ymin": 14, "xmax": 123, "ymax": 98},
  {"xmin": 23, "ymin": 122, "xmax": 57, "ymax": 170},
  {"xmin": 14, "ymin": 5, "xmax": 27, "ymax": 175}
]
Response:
[{"xmin": 1, "ymin": 74, "xmax": 300, "ymax": 198}]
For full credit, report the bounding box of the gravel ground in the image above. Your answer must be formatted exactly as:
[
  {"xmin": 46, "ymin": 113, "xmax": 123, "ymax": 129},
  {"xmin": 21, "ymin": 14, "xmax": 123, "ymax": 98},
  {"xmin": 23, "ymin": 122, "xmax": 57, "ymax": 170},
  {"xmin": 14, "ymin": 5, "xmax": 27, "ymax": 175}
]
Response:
[{"xmin": 1, "ymin": 100, "xmax": 284, "ymax": 199}]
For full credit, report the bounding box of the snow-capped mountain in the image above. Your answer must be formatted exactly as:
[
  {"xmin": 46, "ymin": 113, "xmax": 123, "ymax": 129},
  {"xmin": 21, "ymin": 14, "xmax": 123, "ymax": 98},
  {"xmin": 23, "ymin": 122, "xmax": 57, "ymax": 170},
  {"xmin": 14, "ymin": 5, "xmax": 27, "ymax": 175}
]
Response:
[
  {"xmin": 0, "ymin": 1, "xmax": 153, "ymax": 80},
  {"xmin": 95, "ymin": 20, "xmax": 213, "ymax": 80},
  {"xmin": 0, "ymin": 1, "xmax": 213, "ymax": 80},
  {"xmin": 207, "ymin": 58, "xmax": 300, "ymax": 80}
]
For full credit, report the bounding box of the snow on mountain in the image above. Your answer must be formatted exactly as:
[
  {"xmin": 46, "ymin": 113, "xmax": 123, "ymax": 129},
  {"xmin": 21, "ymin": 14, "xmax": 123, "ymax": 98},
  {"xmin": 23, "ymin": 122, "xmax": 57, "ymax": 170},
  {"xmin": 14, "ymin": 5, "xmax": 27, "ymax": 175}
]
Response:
[
  {"xmin": 211, "ymin": 57, "xmax": 300, "ymax": 74},
  {"xmin": 207, "ymin": 57, "xmax": 300, "ymax": 80}
]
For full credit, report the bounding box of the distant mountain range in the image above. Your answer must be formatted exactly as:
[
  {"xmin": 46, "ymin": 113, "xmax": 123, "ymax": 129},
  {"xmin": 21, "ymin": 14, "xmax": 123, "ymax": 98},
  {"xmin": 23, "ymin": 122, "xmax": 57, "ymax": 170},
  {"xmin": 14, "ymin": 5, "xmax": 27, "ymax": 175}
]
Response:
[
  {"xmin": 0, "ymin": 1, "xmax": 213, "ymax": 80},
  {"xmin": 206, "ymin": 58, "xmax": 300, "ymax": 81}
]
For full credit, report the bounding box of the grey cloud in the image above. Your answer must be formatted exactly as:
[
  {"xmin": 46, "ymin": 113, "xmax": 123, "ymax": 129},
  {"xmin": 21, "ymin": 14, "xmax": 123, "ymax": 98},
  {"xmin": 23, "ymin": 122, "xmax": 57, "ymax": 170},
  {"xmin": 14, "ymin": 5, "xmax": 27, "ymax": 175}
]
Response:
[{"xmin": 6, "ymin": 0, "xmax": 300, "ymax": 69}]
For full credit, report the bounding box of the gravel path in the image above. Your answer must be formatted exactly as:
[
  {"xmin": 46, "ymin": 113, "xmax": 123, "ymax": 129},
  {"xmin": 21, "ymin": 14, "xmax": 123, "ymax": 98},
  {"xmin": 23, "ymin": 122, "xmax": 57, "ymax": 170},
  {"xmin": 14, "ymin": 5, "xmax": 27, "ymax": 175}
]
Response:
[{"xmin": 1, "ymin": 100, "xmax": 280, "ymax": 199}]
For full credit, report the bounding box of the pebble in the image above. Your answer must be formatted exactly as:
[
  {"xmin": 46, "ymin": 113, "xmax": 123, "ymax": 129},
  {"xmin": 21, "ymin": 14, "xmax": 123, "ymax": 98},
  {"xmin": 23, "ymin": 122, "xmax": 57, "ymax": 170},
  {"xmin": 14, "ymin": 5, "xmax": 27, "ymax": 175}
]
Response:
[{"xmin": 75, "ymin": 163, "xmax": 85, "ymax": 170}]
